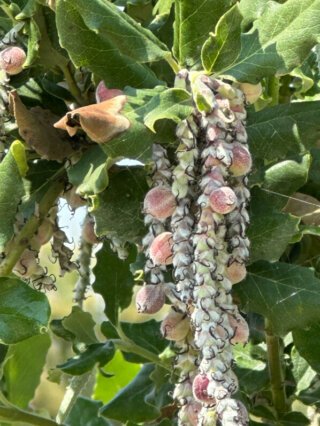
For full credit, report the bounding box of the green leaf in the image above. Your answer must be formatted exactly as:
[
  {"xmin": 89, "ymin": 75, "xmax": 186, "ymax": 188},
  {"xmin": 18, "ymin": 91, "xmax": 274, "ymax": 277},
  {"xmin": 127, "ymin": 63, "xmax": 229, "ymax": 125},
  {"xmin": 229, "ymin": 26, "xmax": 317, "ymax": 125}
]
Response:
[
  {"xmin": 121, "ymin": 320, "xmax": 168, "ymax": 363},
  {"xmin": 93, "ymin": 243, "xmax": 136, "ymax": 325},
  {"xmin": 261, "ymin": 153, "xmax": 311, "ymax": 210},
  {"xmin": 222, "ymin": 0, "xmax": 320, "ymax": 82},
  {"xmin": 248, "ymin": 210, "xmax": 299, "ymax": 263},
  {"xmin": 233, "ymin": 344, "xmax": 268, "ymax": 395},
  {"xmin": 0, "ymin": 277, "xmax": 51, "ymax": 344},
  {"xmin": 247, "ymin": 102, "xmax": 320, "ymax": 161},
  {"xmin": 56, "ymin": 0, "xmax": 161, "ymax": 89},
  {"xmin": 102, "ymin": 87, "xmax": 176, "ymax": 163},
  {"xmin": 59, "ymin": 0, "xmax": 169, "ymax": 62},
  {"xmin": 66, "ymin": 397, "xmax": 112, "ymax": 426},
  {"xmin": 100, "ymin": 364, "xmax": 161, "ymax": 422},
  {"xmin": 93, "ymin": 168, "xmax": 148, "ymax": 244},
  {"xmin": 278, "ymin": 412, "xmax": 310, "ymax": 426},
  {"xmin": 298, "ymin": 386, "xmax": 320, "ymax": 407},
  {"xmin": 58, "ymin": 341, "xmax": 115, "ymax": 375},
  {"xmin": 302, "ymin": 147, "xmax": 320, "ymax": 199},
  {"xmin": 50, "ymin": 319, "xmax": 76, "ymax": 342},
  {"xmin": 100, "ymin": 321, "xmax": 119, "ymax": 340},
  {"xmin": 94, "ymin": 350, "xmax": 140, "ymax": 404},
  {"xmin": 291, "ymin": 346, "xmax": 316, "ymax": 394},
  {"xmin": 3, "ymin": 333, "xmax": 50, "ymax": 409},
  {"xmin": 202, "ymin": 4, "xmax": 243, "ymax": 73},
  {"xmin": 173, "ymin": 0, "xmax": 234, "ymax": 67},
  {"xmin": 144, "ymin": 88, "xmax": 192, "ymax": 132},
  {"xmin": 0, "ymin": 140, "xmax": 27, "ymax": 252},
  {"xmin": 62, "ymin": 306, "xmax": 98, "ymax": 345},
  {"xmin": 293, "ymin": 323, "xmax": 320, "ymax": 373},
  {"xmin": 238, "ymin": 0, "xmax": 269, "ymax": 31},
  {"xmin": 233, "ymin": 261, "xmax": 320, "ymax": 335},
  {"xmin": 67, "ymin": 146, "xmax": 108, "ymax": 197}
]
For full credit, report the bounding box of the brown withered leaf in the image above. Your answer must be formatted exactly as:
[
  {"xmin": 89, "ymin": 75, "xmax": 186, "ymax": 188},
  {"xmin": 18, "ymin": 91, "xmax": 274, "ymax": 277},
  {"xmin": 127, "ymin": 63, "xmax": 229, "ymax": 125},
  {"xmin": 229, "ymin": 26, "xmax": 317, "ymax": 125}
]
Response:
[
  {"xmin": 9, "ymin": 90, "xmax": 75, "ymax": 162},
  {"xmin": 283, "ymin": 192, "xmax": 320, "ymax": 225},
  {"xmin": 53, "ymin": 96, "xmax": 131, "ymax": 144}
]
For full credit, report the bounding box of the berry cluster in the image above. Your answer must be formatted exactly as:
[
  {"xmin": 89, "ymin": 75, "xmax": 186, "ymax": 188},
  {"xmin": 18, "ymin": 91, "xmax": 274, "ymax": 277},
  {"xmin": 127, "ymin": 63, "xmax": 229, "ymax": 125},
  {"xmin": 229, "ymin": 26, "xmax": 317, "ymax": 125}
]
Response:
[{"xmin": 136, "ymin": 72, "xmax": 253, "ymax": 425}]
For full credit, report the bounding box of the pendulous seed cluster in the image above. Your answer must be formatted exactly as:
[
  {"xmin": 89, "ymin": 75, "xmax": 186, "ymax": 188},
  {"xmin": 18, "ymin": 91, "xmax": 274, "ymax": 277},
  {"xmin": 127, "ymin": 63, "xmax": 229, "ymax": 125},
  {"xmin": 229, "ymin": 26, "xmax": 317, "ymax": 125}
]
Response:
[{"xmin": 136, "ymin": 71, "xmax": 253, "ymax": 425}]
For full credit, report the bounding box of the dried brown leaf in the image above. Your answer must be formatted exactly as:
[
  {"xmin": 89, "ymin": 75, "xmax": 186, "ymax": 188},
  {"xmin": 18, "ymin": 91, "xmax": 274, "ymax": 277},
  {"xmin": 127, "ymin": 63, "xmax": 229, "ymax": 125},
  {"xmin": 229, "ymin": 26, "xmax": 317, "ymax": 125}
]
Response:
[
  {"xmin": 53, "ymin": 96, "xmax": 130, "ymax": 144},
  {"xmin": 9, "ymin": 90, "xmax": 75, "ymax": 162}
]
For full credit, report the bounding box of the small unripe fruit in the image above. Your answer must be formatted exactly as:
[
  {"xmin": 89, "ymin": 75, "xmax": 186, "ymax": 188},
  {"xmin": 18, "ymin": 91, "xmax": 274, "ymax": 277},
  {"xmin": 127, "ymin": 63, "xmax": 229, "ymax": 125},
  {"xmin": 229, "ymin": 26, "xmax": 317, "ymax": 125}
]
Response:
[
  {"xmin": 239, "ymin": 82, "xmax": 262, "ymax": 104},
  {"xmin": 82, "ymin": 218, "xmax": 99, "ymax": 244},
  {"xmin": 161, "ymin": 309, "xmax": 189, "ymax": 340},
  {"xmin": 95, "ymin": 81, "xmax": 123, "ymax": 103},
  {"xmin": 0, "ymin": 47, "xmax": 26, "ymax": 75},
  {"xmin": 135, "ymin": 285, "xmax": 165, "ymax": 314},
  {"xmin": 193, "ymin": 374, "xmax": 216, "ymax": 404},
  {"xmin": 13, "ymin": 249, "xmax": 43, "ymax": 278},
  {"xmin": 34, "ymin": 219, "xmax": 54, "ymax": 246},
  {"xmin": 186, "ymin": 402, "xmax": 202, "ymax": 425},
  {"xmin": 149, "ymin": 232, "xmax": 173, "ymax": 265},
  {"xmin": 229, "ymin": 313, "xmax": 249, "ymax": 345},
  {"xmin": 226, "ymin": 261, "xmax": 247, "ymax": 284},
  {"xmin": 230, "ymin": 144, "xmax": 251, "ymax": 177},
  {"xmin": 143, "ymin": 186, "xmax": 176, "ymax": 219},
  {"xmin": 209, "ymin": 186, "xmax": 237, "ymax": 214},
  {"xmin": 64, "ymin": 186, "xmax": 86, "ymax": 209}
]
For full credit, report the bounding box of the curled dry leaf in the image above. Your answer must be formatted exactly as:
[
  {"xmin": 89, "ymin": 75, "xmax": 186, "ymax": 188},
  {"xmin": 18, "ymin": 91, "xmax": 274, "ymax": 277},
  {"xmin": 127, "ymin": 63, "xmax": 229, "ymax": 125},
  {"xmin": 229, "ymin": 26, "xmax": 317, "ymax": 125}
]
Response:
[
  {"xmin": 53, "ymin": 96, "xmax": 131, "ymax": 144},
  {"xmin": 9, "ymin": 90, "xmax": 74, "ymax": 162},
  {"xmin": 283, "ymin": 192, "xmax": 320, "ymax": 225}
]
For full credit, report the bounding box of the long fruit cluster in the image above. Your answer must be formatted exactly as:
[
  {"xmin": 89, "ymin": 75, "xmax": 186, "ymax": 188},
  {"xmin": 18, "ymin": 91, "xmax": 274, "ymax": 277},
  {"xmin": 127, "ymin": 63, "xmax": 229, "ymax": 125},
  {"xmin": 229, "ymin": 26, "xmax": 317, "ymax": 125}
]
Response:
[{"xmin": 136, "ymin": 71, "xmax": 252, "ymax": 426}]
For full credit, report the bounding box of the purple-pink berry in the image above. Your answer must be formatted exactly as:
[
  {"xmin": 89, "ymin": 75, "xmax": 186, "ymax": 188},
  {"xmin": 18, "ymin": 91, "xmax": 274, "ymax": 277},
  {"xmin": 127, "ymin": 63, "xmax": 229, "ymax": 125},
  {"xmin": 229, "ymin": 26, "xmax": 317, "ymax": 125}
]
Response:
[
  {"xmin": 230, "ymin": 144, "xmax": 251, "ymax": 177},
  {"xmin": 135, "ymin": 285, "xmax": 165, "ymax": 314},
  {"xmin": 95, "ymin": 81, "xmax": 123, "ymax": 103},
  {"xmin": 143, "ymin": 186, "xmax": 176, "ymax": 220},
  {"xmin": 226, "ymin": 261, "xmax": 247, "ymax": 284},
  {"xmin": 149, "ymin": 232, "xmax": 173, "ymax": 265},
  {"xmin": 209, "ymin": 186, "xmax": 237, "ymax": 214},
  {"xmin": 193, "ymin": 374, "xmax": 216, "ymax": 404},
  {"xmin": 229, "ymin": 313, "xmax": 249, "ymax": 345},
  {"xmin": 0, "ymin": 47, "xmax": 26, "ymax": 75}
]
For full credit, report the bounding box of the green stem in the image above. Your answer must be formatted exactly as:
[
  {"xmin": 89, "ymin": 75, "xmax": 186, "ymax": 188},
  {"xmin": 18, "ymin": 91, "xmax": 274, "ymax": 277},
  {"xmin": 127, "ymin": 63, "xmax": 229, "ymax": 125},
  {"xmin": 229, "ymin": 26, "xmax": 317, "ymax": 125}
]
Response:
[
  {"xmin": 0, "ymin": 178, "xmax": 65, "ymax": 277},
  {"xmin": 165, "ymin": 55, "xmax": 181, "ymax": 74},
  {"xmin": 0, "ymin": 4, "xmax": 16, "ymax": 22},
  {"xmin": 0, "ymin": 405, "xmax": 60, "ymax": 426},
  {"xmin": 113, "ymin": 339, "xmax": 171, "ymax": 371},
  {"xmin": 267, "ymin": 76, "xmax": 279, "ymax": 106},
  {"xmin": 56, "ymin": 371, "xmax": 92, "ymax": 424},
  {"xmin": 265, "ymin": 320, "xmax": 287, "ymax": 417},
  {"xmin": 59, "ymin": 63, "xmax": 85, "ymax": 106}
]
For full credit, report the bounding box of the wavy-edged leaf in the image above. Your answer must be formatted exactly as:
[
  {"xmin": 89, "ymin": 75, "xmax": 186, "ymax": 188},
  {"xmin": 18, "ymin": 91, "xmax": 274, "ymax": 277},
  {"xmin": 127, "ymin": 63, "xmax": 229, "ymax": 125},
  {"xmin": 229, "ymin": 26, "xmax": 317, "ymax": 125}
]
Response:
[
  {"xmin": 173, "ymin": 0, "xmax": 234, "ymax": 67},
  {"xmin": 93, "ymin": 167, "xmax": 148, "ymax": 244},
  {"xmin": 144, "ymin": 88, "xmax": 192, "ymax": 132},
  {"xmin": 238, "ymin": 0, "xmax": 269, "ymax": 31},
  {"xmin": 291, "ymin": 346, "xmax": 316, "ymax": 394},
  {"xmin": 202, "ymin": 4, "xmax": 243, "ymax": 73},
  {"xmin": 56, "ymin": 0, "xmax": 160, "ymax": 89},
  {"xmin": 3, "ymin": 334, "xmax": 51, "ymax": 409},
  {"xmin": 100, "ymin": 364, "xmax": 161, "ymax": 422},
  {"xmin": 62, "ymin": 306, "xmax": 98, "ymax": 345},
  {"xmin": 293, "ymin": 323, "xmax": 320, "ymax": 374},
  {"xmin": 222, "ymin": 0, "xmax": 320, "ymax": 82},
  {"xmin": 58, "ymin": 341, "xmax": 115, "ymax": 375},
  {"xmin": 66, "ymin": 397, "xmax": 112, "ymax": 426},
  {"xmin": 247, "ymin": 102, "xmax": 320, "ymax": 161},
  {"xmin": 233, "ymin": 261, "xmax": 320, "ymax": 335},
  {"xmin": 67, "ymin": 146, "xmax": 108, "ymax": 196},
  {"xmin": 0, "ymin": 140, "xmax": 27, "ymax": 252},
  {"xmin": 0, "ymin": 277, "xmax": 51, "ymax": 344},
  {"xmin": 93, "ymin": 243, "xmax": 136, "ymax": 325}
]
